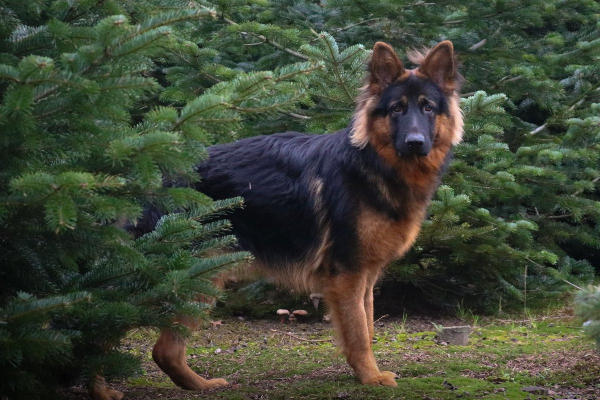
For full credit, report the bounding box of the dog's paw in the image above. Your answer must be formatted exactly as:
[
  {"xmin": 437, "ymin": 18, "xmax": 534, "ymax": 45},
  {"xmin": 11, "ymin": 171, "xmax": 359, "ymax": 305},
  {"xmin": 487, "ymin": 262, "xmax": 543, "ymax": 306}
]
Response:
[
  {"xmin": 90, "ymin": 387, "xmax": 124, "ymax": 400},
  {"xmin": 107, "ymin": 389, "xmax": 125, "ymax": 400},
  {"xmin": 361, "ymin": 370, "xmax": 398, "ymax": 387},
  {"xmin": 204, "ymin": 377, "xmax": 229, "ymax": 389}
]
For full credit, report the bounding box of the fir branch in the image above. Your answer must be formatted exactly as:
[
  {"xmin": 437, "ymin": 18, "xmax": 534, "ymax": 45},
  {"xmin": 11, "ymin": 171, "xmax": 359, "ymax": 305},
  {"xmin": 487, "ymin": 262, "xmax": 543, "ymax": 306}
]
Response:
[
  {"xmin": 219, "ymin": 15, "xmax": 309, "ymax": 61},
  {"xmin": 63, "ymin": 0, "xmax": 106, "ymax": 23},
  {"xmin": 530, "ymin": 85, "xmax": 600, "ymax": 134},
  {"xmin": 2, "ymin": 292, "xmax": 91, "ymax": 322},
  {"xmin": 442, "ymin": 5, "xmax": 529, "ymax": 25},
  {"xmin": 331, "ymin": 18, "xmax": 382, "ymax": 34},
  {"xmin": 321, "ymin": 33, "xmax": 354, "ymax": 103}
]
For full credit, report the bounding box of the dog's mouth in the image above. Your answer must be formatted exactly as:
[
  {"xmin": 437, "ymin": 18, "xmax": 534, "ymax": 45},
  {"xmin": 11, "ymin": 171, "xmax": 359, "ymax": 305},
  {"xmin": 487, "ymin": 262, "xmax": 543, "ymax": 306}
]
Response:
[{"xmin": 398, "ymin": 150, "xmax": 430, "ymax": 157}]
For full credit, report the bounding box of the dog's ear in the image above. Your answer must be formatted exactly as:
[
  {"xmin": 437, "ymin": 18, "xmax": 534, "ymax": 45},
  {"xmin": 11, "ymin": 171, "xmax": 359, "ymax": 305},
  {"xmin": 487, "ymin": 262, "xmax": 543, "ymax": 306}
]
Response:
[
  {"xmin": 368, "ymin": 42, "xmax": 404, "ymax": 93},
  {"xmin": 418, "ymin": 41, "xmax": 458, "ymax": 93}
]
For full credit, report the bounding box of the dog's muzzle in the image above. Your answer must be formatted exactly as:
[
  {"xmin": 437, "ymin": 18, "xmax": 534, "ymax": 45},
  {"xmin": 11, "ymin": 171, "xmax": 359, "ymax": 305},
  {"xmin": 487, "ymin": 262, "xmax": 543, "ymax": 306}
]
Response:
[{"xmin": 399, "ymin": 133, "xmax": 430, "ymax": 156}]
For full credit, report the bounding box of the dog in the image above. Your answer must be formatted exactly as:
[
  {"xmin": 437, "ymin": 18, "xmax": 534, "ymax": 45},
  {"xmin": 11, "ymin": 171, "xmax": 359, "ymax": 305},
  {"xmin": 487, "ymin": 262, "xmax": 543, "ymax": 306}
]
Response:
[{"xmin": 146, "ymin": 40, "xmax": 463, "ymax": 393}]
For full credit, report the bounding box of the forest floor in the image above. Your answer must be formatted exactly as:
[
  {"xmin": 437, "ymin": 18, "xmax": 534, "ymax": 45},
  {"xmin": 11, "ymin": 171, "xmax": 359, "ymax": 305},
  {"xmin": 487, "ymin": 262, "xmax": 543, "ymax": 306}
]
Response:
[{"xmin": 65, "ymin": 309, "xmax": 600, "ymax": 400}]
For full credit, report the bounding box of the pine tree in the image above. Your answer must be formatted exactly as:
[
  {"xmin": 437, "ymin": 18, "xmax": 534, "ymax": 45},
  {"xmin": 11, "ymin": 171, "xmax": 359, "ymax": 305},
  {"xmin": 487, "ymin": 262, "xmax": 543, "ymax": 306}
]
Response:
[{"xmin": 0, "ymin": 1, "xmax": 314, "ymax": 397}]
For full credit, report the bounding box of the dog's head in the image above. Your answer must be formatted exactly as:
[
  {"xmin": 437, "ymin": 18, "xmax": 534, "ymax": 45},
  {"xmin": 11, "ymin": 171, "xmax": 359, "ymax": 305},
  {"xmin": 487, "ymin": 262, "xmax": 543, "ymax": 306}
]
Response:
[{"xmin": 351, "ymin": 41, "xmax": 463, "ymax": 160}]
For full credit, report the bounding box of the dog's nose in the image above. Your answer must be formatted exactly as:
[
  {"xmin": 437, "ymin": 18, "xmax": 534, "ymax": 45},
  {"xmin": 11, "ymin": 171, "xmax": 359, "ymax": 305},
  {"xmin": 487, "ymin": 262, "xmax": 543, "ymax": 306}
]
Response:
[{"xmin": 406, "ymin": 133, "xmax": 425, "ymax": 148}]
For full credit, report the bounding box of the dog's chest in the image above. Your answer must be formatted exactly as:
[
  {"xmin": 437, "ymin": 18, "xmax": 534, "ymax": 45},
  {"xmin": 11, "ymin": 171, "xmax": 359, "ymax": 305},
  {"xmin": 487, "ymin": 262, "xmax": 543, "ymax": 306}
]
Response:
[{"xmin": 356, "ymin": 205, "xmax": 425, "ymax": 269}]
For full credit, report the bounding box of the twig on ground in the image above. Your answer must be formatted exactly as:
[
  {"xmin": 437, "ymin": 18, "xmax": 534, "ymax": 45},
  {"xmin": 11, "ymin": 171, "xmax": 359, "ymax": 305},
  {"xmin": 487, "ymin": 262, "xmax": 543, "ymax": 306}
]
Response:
[
  {"xmin": 270, "ymin": 329, "xmax": 331, "ymax": 342},
  {"xmin": 374, "ymin": 314, "xmax": 389, "ymax": 324}
]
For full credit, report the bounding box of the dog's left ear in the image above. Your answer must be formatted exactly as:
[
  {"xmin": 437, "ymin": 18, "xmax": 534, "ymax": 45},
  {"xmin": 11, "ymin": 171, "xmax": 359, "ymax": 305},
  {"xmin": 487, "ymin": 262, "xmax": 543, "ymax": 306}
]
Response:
[{"xmin": 419, "ymin": 41, "xmax": 459, "ymax": 93}]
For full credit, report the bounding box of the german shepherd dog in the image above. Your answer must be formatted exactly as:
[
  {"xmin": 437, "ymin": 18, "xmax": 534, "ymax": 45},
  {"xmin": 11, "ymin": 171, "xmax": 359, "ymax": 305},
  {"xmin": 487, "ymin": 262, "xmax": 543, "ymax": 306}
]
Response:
[{"xmin": 123, "ymin": 40, "xmax": 463, "ymax": 396}]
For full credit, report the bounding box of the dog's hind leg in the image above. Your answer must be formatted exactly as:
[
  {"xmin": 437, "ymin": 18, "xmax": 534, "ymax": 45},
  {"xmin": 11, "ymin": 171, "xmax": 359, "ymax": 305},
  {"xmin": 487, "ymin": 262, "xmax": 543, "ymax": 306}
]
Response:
[
  {"xmin": 363, "ymin": 272, "xmax": 380, "ymax": 343},
  {"xmin": 324, "ymin": 272, "xmax": 397, "ymax": 387},
  {"xmin": 152, "ymin": 318, "xmax": 228, "ymax": 390},
  {"xmin": 89, "ymin": 375, "xmax": 124, "ymax": 400}
]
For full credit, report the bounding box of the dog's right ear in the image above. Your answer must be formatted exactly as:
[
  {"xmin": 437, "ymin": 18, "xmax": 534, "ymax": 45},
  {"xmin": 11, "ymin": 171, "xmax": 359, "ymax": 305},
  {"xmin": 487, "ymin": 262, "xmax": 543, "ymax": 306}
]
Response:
[{"xmin": 368, "ymin": 42, "xmax": 404, "ymax": 94}]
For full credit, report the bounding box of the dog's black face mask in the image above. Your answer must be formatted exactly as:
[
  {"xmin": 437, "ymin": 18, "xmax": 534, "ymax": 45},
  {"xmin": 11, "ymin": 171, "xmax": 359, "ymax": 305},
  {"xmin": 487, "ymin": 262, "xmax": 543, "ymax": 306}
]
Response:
[{"xmin": 374, "ymin": 76, "xmax": 448, "ymax": 157}]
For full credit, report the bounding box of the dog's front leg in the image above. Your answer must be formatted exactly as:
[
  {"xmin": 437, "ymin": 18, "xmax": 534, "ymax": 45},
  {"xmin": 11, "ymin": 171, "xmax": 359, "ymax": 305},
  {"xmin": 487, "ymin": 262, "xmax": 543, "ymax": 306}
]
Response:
[
  {"xmin": 152, "ymin": 318, "xmax": 228, "ymax": 390},
  {"xmin": 324, "ymin": 272, "xmax": 397, "ymax": 387}
]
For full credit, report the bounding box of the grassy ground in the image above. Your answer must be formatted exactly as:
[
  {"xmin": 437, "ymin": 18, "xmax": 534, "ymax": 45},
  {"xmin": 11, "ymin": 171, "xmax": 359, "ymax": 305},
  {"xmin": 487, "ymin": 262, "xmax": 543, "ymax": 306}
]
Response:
[{"xmin": 74, "ymin": 312, "xmax": 599, "ymax": 399}]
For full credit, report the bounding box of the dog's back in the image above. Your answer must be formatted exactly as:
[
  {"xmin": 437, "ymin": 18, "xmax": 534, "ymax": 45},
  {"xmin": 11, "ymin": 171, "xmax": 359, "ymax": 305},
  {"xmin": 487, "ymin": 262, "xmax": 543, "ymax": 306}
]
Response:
[{"xmin": 196, "ymin": 131, "xmax": 329, "ymax": 264}]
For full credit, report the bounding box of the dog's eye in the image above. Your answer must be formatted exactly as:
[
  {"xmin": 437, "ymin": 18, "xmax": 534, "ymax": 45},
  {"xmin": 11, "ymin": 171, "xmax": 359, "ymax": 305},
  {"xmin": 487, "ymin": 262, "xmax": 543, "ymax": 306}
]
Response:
[
  {"xmin": 423, "ymin": 104, "xmax": 433, "ymax": 112},
  {"xmin": 392, "ymin": 104, "xmax": 403, "ymax": 113}
]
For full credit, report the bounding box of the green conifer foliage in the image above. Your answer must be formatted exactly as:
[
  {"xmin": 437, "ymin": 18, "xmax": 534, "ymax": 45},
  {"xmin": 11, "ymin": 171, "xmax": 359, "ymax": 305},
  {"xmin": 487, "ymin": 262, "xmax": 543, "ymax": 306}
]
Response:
[
  {"xmin": 0, "ymin": 292, "xmax": 91, "ymax": 398},
  {"xmin": 0, "ymin": 1, "xmax": 312, "ymax": 397}
]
